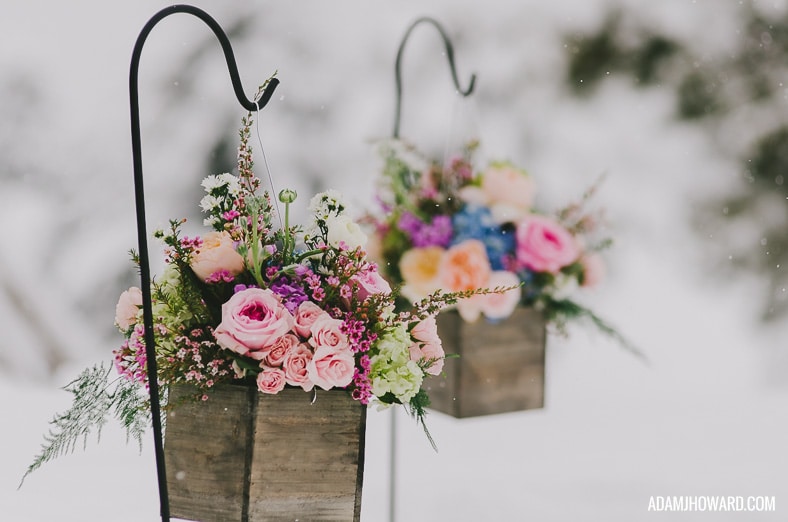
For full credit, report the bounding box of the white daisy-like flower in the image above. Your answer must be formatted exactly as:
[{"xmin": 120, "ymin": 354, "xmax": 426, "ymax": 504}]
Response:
[
  {"xmin": 308, "ymin": 189, "xmax": 347, "ymax": 221},
  {"xmin": 199, "ymin": 195, "xmax": 220, "ymax": 212},
  {"xmin": 200, "ymin": 174, "xmax": 226, "ymax": 191}
]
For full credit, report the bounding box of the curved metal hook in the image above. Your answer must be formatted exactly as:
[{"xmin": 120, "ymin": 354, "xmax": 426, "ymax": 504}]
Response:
[
  {"xmin": 393, "ymin": 16, "xmax": 476, "ymax": 138},
  {"xmin": 128, "ymin": 5, "xmax": 279, "ymax": 521}
]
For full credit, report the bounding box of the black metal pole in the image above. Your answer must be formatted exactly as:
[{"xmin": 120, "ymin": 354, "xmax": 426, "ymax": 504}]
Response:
[
  {"xmin": 392, "ymin": 16, "xmax": 476, "ymax": 139},
  {"xmin": 129, "ymin": 5, "xmax": 278, "ymax": 520},
  {"xmin": 388, "ymin": 19, "xmax": 476, "ymax": 522}
]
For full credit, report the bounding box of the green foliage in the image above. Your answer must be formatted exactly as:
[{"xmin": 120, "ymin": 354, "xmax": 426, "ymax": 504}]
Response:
[
  {"xmin": 565, "ymin": 15, "xmax": 621, "ymax": 94},
  {"xmin": 677, "ymin": 71, "xmax": 722, "ymax": 120},
  {"xmin": 563, "ymin": 4, "xmax": 788, "ymax": 320},
  {"xmin": 544, "ymin": 297, "xmax": 646, "ymax": 363},
  {"xmin": 406, "ymin": 388, "xmax": 437, "ymax": 451},
  {"xmin": 21, "ymin": 363, "xmax": 150, "ymax": 486},
  {"xmin": 564, "ymin": 12, "xmax": 679, "ymax": 94}
]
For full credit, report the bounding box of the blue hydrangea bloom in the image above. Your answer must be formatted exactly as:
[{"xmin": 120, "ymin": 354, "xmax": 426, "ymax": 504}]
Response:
[{"xmin": 451, "ymin": 204, "xmax": 516, "ymax": 270}]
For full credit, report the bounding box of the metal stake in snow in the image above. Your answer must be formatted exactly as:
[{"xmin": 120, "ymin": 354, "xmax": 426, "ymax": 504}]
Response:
[
  {"xmin": 128, "ymin": 5, "xmax": 278, "ymax": 521},
  {"xmin": 389, "ymin": 17, "xmax": 476, "ymax": 522}
]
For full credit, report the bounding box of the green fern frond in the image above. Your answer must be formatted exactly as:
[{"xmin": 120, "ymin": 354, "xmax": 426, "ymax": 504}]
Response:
[{"xmin": 20, "ymin": 363, "xmax": 150, "ymax": 487}]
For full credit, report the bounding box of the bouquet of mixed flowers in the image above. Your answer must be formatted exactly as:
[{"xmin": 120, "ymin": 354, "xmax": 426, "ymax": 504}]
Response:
[
  {"xmin": 369, "ymin": 139, "xmax": 634, "ymax": 343},
  {"xmin": 24, "ymin": 114, "xmax": 500, "ymax": 481}
]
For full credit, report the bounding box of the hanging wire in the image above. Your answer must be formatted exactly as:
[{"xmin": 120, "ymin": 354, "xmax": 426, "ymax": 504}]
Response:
[
  {"xmin": 392, "ymin": 16, "xmax": 477, "ymax": 139},
  {"xmin": 253, "ymin": 98, "xmax": 283, "ymax": 229},
  {"xmin": 129, "ymin": 5, "xmax": 278, "ymax": 521}
]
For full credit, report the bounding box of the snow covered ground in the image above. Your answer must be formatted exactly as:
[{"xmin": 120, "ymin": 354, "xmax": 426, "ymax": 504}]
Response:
[{"xmin": 2, "ymin": 0, "xmax": 786, "ymax": 520}]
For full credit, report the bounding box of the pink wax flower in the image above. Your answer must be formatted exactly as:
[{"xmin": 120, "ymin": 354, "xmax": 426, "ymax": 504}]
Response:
[
  {"xmin": 115, "ymin": 286, "xmax": 142, "ymax": 330},
  {"xmin": 515, "ymin": 215, "xmax": 579, "ymax": 274},
  {"xmin": 293, "ymin": 301, "xmax": 326, "ymax": 338},
  {"xmin": 256, "ymin": 366, "xmax": 287, "ymax": 394},
  {"xmin": 307, "ymin": 345, "xmax": 355, "ymax": 390},
  {"xmin": 283, "ymin": 343, "xmax": 315, "ymax": 391},
  {"xmin": 190, "ymin": 231, "xmax": 245, "ymax": 282},
  {"xmin": 214, "ymin": 288, "xmax": 295, "ymax": 358}
]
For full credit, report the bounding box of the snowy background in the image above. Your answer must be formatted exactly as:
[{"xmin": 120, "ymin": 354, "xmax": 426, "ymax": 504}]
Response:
[{"xmin": 2, "ymin": 0, "xmax": 787, "ymax": 520}]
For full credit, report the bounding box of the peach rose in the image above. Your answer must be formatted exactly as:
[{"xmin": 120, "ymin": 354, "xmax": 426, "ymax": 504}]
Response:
[
  {"xmin": 190, "ymin": 231, "xmax": 245, "ymax": 281},
  {"xmin": 115, "ymin": 286, "xmax": 142, "ymax": 330},
  {"xmin": 307, "ymin": 345, "xmax": 355, "ymax": 390},
  {"xmin": 439, "ymin": 240, "xmax": 492, "ymax": 292},
  {"xmin": 309, "ymin": 315, "xmax": 350, "ymax": 353},
  {"xmin": 214, "ymin": 288, "xmax": 295, "ymax": 358},
  {"xmin": 398, "ymin": 246, "xmax": 445, "ymax": 302},
  {"xmin": 256, "ymin": 366, "xmax": 286, "ymax": 394},
  {"xmin": 480, "ymin": 270, "xmax": 522, "ymax": 320},
  {"xmin": 293, "ymin": 301, "xmax": 327, "ymax": 338},
  {"xmin": 283, "ymin": 343, "xmax": 315, "ymax": 391},
  {"xmin": 515, "ymin": 215, "xmax": 579, "ymax": 274}
]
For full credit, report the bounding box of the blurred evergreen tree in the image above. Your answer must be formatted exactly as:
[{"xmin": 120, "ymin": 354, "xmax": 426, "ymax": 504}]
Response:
[{"xmin": 563, "ymin": 4, "xmax": 788, "ymax": 321}]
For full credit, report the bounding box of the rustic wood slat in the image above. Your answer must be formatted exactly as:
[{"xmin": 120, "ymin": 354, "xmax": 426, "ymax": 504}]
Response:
[
  {"xmin": 424, "ymin": 306, "xmax": 547, "ymax": 418},
  {"xmin": 164, "ymin": 384, "xmax": 366, "ymax": 522}
]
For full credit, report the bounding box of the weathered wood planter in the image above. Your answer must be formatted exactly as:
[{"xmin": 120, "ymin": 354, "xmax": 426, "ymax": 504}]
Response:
[
  {"xmin": 164, "ymin": 384, "xmax": 366, "ymax": 522},
  {"xmin": 424, "ymin": 306, "xmax": 547, "ymax": 418}
]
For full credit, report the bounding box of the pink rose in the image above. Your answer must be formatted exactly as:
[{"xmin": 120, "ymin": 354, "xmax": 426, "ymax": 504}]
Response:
[
  {"xmin": 411, "ymin": 316, "xmax": 440, "ymax": 346},
  {"xmin": 264, "ymin": 333, "xmax": 300, "ymax": 366},
  {"xmin": 480, "ymin": 271, "xmax": 521, "ymax": 320},
  {"xmin": 293, "ymin": 301, "xmax": 328, "ymax": 338},
  {"xmin": 256, "ymin": 366, "xmax": 286, "ymax": 394},
  {"xmin": 309, "ymin": 315, "xmax": 350, "ymax": 353},
  {"xmin": 283, "ymin": 343, "xmax": 315, "ymax": 391},
  {"xmin": 457, "ymin": 294, "xmax": 485, "ymax": 322},
  {"xmin": 351, "ymin": 267, "xmax": 392, "ymax": 301},
  {"xmin": 214, "ymin": 288, "xmax": 295, "ymax": 358},
  {"xmin": 307, "ymin": 345, "xmax": 355, "ymax": 390},
  {"xmin": 515, "ymin": 215, "xmax": 579, "ymax": 274},
  {"xmin": 409, "ymin": 340, "xmax": 445, "ymax": 376},
  {"xmin": 115, "ymin": 286, "xmax": 142, "ymax": 330},
  {"xmin": 190, "ymin": 231, "xmax": 245, "ymax": 281},
  {"xmin": 482, "ymin": 164, "xmax": 535, "ymax": 210},
  {"xmin": 439, "ymin": 240, "xmax": 492, "ymax": 292},
  {"xmin": 409, "ymin": 315, "xmax": 445, "ymax": 375},
  {"xmin": 580, "ymin": 253, "xmax": 605, "ymax": 288}
]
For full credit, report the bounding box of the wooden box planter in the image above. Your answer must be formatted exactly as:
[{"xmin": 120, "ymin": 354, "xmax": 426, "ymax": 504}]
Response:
[
  {"xmin": 424, "ymin": 306, "xmax": 547, "ymax": 418},
  {"xmin": 164, "ymin": 384, "xmax": 366, "ymax": 522}
]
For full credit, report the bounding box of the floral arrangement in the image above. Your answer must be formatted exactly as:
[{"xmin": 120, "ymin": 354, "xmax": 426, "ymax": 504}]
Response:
[
  {"xmin": 24, "ymin": 111, "xmax": 500, "ymax": 482},
  {"xmin": 369, "ymin": 139, "xmax": 635, "ymax": 344}
]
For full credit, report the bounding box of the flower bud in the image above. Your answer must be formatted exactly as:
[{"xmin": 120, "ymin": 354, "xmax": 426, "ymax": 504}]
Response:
[{"xmin": 279, "ymin": 189, "xmax": 297, "ymax": 204}]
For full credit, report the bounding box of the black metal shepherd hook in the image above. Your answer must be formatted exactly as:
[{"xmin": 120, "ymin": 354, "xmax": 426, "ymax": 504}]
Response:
[
  {"xmin": 129, "ymin": 5, "xmax": 279, "ymax": 521},
  {"xmin": 392, "ymin": 16, "xmax": 476, "ymax": 138}
]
